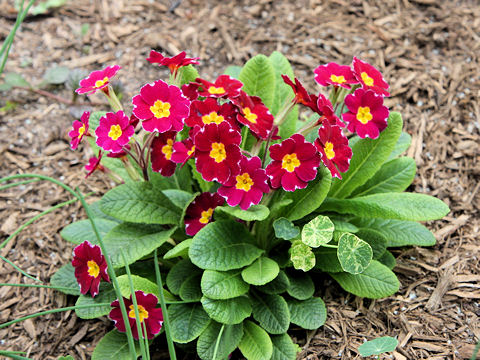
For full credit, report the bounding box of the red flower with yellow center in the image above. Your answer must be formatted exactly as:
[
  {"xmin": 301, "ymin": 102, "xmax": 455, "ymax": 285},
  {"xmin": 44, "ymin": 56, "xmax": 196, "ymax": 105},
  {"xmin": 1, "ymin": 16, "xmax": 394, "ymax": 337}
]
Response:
[
  {"xmin": 185, "ymin": 98, "xmax": 238, "ymax": 132},
  {"xmin": 196, "ymin": 75, "xmax": 243, "ymax": 99},
  {"xmin": 314, "ymin": 121, "xmax": 352, "ymax": 179},
  {"xmin": 109, "ymin": 291, "xmax": 163, "ymax": 340},
  {"xmin": 315, "ymin": 94, "xmax": 343, "ymax": 127},
  {"xmin": 266, "ymin": 134, "xmax": 320, "ymax": 191},
  {"xmin": 352, "ymin": 57, "xmax": 390, "ymax": 96},
  {"xmin": 232, "ymin": 91, "xmax": 274, "ymax": 139},
  {"xmin": 69, "ymin": 111, "xmax": 90, "ymax": 150},
  {"xmin": 281, "ymin": 75, "xmax": 317, "ymax": 108},
  {"xmin": 95, "ymin": 111, "xmax": 134, "ymax": 153},
  {"xmin": 181, "ymin": 82, "xmax": 200, "ymax": 101},
  {"xmin": 85, "ymin": 151, "xmax": 104, "ymax": 178},
  {"xmin": 150, "ymin": 131, "xmax": 177, "ymax": 177},
  {"xmin": 72, "ymin": 241, "xmax": 110, "ymax": 297},
  {"xmin": 184, "ymin": 192, "xmax": 224, "ymax": 236},
  {"xmin": 218, "ymin": 156, "xmax": 270, "ymax": 210},
  {"xmin": 75, "ymin": 65, "xmax": 121, "ymax": 95},
  {"xmin": 313, "ymin": 62, "xmax": 358, "ymax": 89},
  {"xmin": 171, "ymin": 138, "xmax": 195, "ymax": 164},
  {"xmin": 132, "ymin": 80, "xmax": 190, "ymax": 133},
  {"xmin": 342, "ymin": 88, "xmax": 389, "ymax": 139},
  {"xmin": 194, "ymin": 122, "xmax": 242, "ymax": 184},
  {"xmin": 146, "ymin": 50, "xmax": 199, "ymax": 76}
]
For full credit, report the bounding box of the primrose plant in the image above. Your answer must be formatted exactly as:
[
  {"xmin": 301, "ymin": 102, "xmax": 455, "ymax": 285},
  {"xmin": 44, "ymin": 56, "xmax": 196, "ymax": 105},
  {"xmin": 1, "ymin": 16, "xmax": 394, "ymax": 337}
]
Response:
[{"xmin": 50, "ymin": 50, "xmax": 449, "ymax": 360}]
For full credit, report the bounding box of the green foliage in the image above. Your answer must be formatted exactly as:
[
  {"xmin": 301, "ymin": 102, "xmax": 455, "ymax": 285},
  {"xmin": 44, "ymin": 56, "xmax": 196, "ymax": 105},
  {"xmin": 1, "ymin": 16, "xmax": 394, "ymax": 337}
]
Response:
[
  {"xmin": 61, "ymin": 218, "xmax": 118, "ymax": 244},
  {"xmin": 337, "ymin": 233, "xmax": 373, "ymax": 274},
  {"xmin": 164, "ymin": 239, "xmax": 192, "ymax": 259},
  {"xmin": 241, "ymin": 257, "xmax": 280, "ymax": 286},
  {"xmin": 271, "ymin": 333, "xmax": 297, "ymax": 360},
  {"xmin": 177, "ymin": 64, "xmax": 199, "ymax": 85},
  {"xmin": 387, "ymin": 131, "xmax": 412, "ymax": 161},
  {"xmin": 91, "ymin": 330, "xmax": 140, "ymax": 360},
  {"xmin": 289, "ymin": 240, "xmax": 315, "ymax": 272},
  {"xmin": 169, "ymin": 303, "xmax": 211, "ymax": 343},
  {"xmin": 239, "ymin": 54, "xmax": 276, "ymax": 109},
  {"xmin": 201, "ymin": 269, "xmax": 250, "ymax": 299},
  {"xmin": 116, "ymin": 274, "xmax": 159, "ymax": 298},
  {"xmin": 201, "ymin": 296, "xmax": 252, "ymax": 325},
  {"xmin": 43, "ymin": 66, "xmax": 70, "ymax": 85},
  {"xmin": 197, "ymin": 322, "xmax": 243, "ymax": 360},
  {"xmin": 223, "ymin": 65, "xmax": 242, "ymax": 79},
  {"xmin": 238, "ymin": 320, "xmax": 273, "ymax": 360},
  {"xmin": 356, "ymin": 229, "xmax": 387, "ymax": 259},
  {"xmin": 273, "ymin": 218, "xmax": 300, "ymax": 240},
  {"xmin": 287, "ymin": 297, "xmax": 327, "ymax": 330},
  {"xmin": 301, "ymin": 215, "xmax": 334, "ymax": 248},
  {"xmin": 251, "ymin": 293, "xmax": 290, "ymax": 334},
  {"xmin": 314, "ymin": 247, "xmax": 343, "ymax": 272},
  {"xmin": 179, "ymin": 274, "xmax": 202, "ymax": 301},
  {"xmin": 216, "ymin": 204, "xmax": 270, "ymax": 221},
  {"xmin": 358, "ymin": 336, "xmax": 398, "ymax": 357},
  {"xmin": 50, "ymin": 263, "xmax": 80, "ymax": 295},
  {"xmin": 378, "ymin": 250, "xmax": 396, "ymax": 269},
  {"xmin": 1, "ymin": 72, "xmax": 31, "ymax": 90},
  {"xmin": 166, "ymin": 259, "xmax": 201, "ymax": 296},
  {"xmin": 75, "ymin": 284, "xmax": 116, "ymax": 319},
  {"xmin": 57, "ymin": 356, "xmax": 74, "ymax": 360},
  {"xmin": 257, "ymin": 271, "xmax": 290, "ymax": 295},
  {"xmin": 286, "ymin": 272, "xmax": 315, "ymax": 300}
]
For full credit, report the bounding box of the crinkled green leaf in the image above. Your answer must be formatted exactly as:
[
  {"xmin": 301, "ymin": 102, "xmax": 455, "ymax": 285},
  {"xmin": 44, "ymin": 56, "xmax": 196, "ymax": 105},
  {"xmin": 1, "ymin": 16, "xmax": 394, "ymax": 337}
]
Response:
[
  {"xmin": 116, "ymin": 274, "xmax": 158, "ymax": 298},
  {"xmin": 201, "ymin": 296, "xmax": 251, "ymax": 325},
  {"xmin": 197, "ymin": 321, "xmax": 243, "ymax": 360},
  {"xmin": 75, "ymin": 283, "xmax": 116, "ymax": 319},
  {"xmin": 179, "ymin": 274, "xmax": 202, "ymax": 301},
  {"xmin": 169, "ymin": 303, "xmax": 211, "ymax": 343},
  {"xmin": 166, "ymin": 259, "xmax": 201, "ymax": 295},
  {"xmin": 358, "ymin": 336, "xmax": 398, "ymax": 357},
  {"xmin": 239, "ymin": 54, "xmax": 276, "ymax": 109},
  {"xmin": 50, "ymin": 263, "xmax": 80, "ymax": 295},
  {"xmin": 91, "ymin": 330, "xmax": 140, "ymax": 360},
  {"xmin": 337, "ymin": 233, "xmax": 373, "ymax": 274},
  {"xmin": 331, "ymin": 219, "xmax": 359, "ymax": 233},
  {"xmin": 257, "ymin": 270, "xmax": 290, "ymax": 295},
  {"xmin": 356, "ymin": 228, "xmax": 387, "ymax": 259},
  {"xmin": 289, "ymin": 240, "xmax": 315, "ymax": 272},
  {"xmin": 238, "ymin": 320, "xmax": 273, "ymax": 360},
  {"xmin": 271, "ymin": 333, "xmax": 297, "ymax": 360},
  {"xmin": 286, "ymin": 272, "xmax": 314, "ymax": 300},
  {"xmin": 164, "ymin": 239, "xmax": 192, "ymax": 259},
  {"xmin": 251, "ymin": 293, "xmax": 290, "ymax": 334},
  {"xmin": 378, "ymin": 250, "xmax": 396, "ymax": 269},
  {"xmin": 60, "ymin": 218, "xmax": 118, "ymax": 244},
  {"xmin": 387, "ymin": 131, "xmax": 411, "ymax": 161},
  {"xmin": 201, "ymin": 270, "xmax": 250, "ymax": 300},
  {"xmin": 301, "ymin": 215, "xmax": 334, "ymax": 248},
  {"xmin": 287, "ymin": 297, "xmax": 327, "ymax": 330},
  {"xmin": 241, "ymin": 257, "xmax": 279, "ymax": 286},
  {"xmin": 216, "ymin": 205, "xmax": 270, "ymax": 221},
  {"xmin": 273, "ymin": 217, "xmax": 300, "ymax": 240},
  {"xmin": 314, "ymin": 247, "xmax": 343, "ymax": 273},
  {"xmin": 178, "ymin": 64, "xmax": 199, "ymax": 85}
]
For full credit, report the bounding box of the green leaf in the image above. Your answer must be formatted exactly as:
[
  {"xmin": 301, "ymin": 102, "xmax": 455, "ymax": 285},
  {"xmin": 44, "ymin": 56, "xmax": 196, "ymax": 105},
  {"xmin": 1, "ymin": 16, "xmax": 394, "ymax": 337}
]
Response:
[
  {"xmin": 378, "ymin": 250, "xmax": 396, "ymax": 269},
  {"xmin": 283, "ymin": 166, "xmax": 332, "ymax": 221},
  {"xmin": 103, "ymin": 223, "xmax": 174, "ymax": 267},
  {"xmin": 287, "ymin": 297, "xmax": 327, "ymax": 330},
  {"xmin": 166, "ymin": 259, "xmax": 201, "ymax": 295},
  {"xmin": 201, "ymin": 270, "xmax": 250, "ymax": 300},
  {"xmin": 289, "ymin": 240, "xmax": 315, "ymax": 272},
  {"xmin": 350, "ymin": 157, "xmax": 416, "ymax": 197},
  {"xmin": 350, "ymin": 218, "xmax": 436, "ymax": 247},
  {"xmin": 358, "ymin": 336, "xmax": 398, "ymax": 357},
  {"xmin": 286, "ymin": 272, "xmax": 314, "ymax": 300},
  {"xmin": 356, "ymin": 228, "xmax": 387, "ymax": 259},
  {"xmin": 178, "ymin": 64, "xmax": 199, "ymax": 85},
  {"xmin": 216, "ymin": 205, "xmax": 270, "ymax": 221},
  {"xmin": 241, "ymin": 257, "xmax": 280, "ymax": 286},
  {"xmin": 162, "ymin": 189, "xmax": 195, "ymax": 210},
  {"xmin": 330, "ymin": 260, "xmax": 400, "ymax": 299},
  {"xmin": 197, "ymin": 321, "xmax": 243, "ymax": 360},
  {"xmin": 239, "ymin": 54, "xmax": 276, "ymax": 109},
  {"xmin": 179, "ymin": 274, "xmax": 202, "ymax": 301},
  {"xmin": 164, "ymin": 239, "xmax": 192, "ymax": 259},
  {"xmin": 4, "ymin": 72, "xmax": 31, "ymax": 88},
  {"xmin": 387, "ymin": 131, "xmax": 411, "ymax": 161},
  {"xmin": 50, "ymin": 263, "xmax": 80, "ymax": 295},
  {"xmin": 251, "ymin": 293, "xmax": 290, "ymax": 334},
  {"xmin": 89, "ymin": 201, "xmax": 120, "ymax": 222},
  {"xmin": 117, "ymin": 274, "xmax": 159, "ymax": 298},
  {"xmin": 257, "ymin": 270, "xmax": 290, "ymax": 295},
  {"xmin": 301, "ymin": 215, "xmax": 335, "ymax": 248},
  {"xmin": 331, "ymin": 219, "xmax": 359, "ymax": 233},
  {"xmin": 100, "ymin": 182, "xmax": 181, "ymax": 225},
  {"xmin": 273, "ymin": 218, "xmax": 300, "ymax": 240},
  {"xmin": 314, "ymin": 247, "xmax": 343, "ymax": 273},
  {"xmin": 238, "ymin": 320, "xmax": 273, "ymax": 360},
  {"xmin": 201, "ymin": 296, "xmax": 251, "ymax": 325},
  {"xmin": 91, "ymin": 330, "xmax": 140, "ymax": 360},
  {"xmin": 57, "ymin": 356, "xmax": 75, "ymax": 360},
  {"xmin": 320, "ymin": 193, "xmax": 450, "ymax": 221},
  {"xmin": 224, "ymin": 65, "xmax": 242, "ymax": 79},
  {"xmin": 169, "ymin": 303, "xmax": 211, "ymax": 343},
  {"xmin": 60, "ymin": 219, "xmax": 117, "ymax": 244},
  {"xmin": 43, "ymin": 66, "xmax": 70, "ymax": 84},
  {"xmin": 75, "ymin": 284, "xmax": 116, "ymax": 319},
  {"xmin": 337, "ymin": 233, "xmax": 373, "ymax": 274},
  {"xmin": 189, "ymin": 220, "xmax": 263, "ymax": 271},
  {"xmin": 329, "ymin": 112, "xmax": 403, "ymax": 198},
  {"xmin": 271, "ymin": 333, "xmax": 297, "ymax": 360}
]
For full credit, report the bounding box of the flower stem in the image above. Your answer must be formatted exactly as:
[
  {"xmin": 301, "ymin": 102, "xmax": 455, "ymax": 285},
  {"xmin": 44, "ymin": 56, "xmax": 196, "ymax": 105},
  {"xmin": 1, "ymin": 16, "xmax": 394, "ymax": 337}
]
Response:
[{"xmin": 212, "ymin": 324, "xmax": 225, "ymax": 360}]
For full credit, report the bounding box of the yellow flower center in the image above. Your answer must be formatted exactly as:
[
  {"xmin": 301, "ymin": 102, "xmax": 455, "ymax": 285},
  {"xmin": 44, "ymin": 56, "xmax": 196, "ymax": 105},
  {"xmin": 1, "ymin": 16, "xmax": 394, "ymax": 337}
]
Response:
[
  {"xmin": 87, "ymin": 260, "xmax": 100, "ymax": 278},
  {"xmin": 324, "ymin": 141, "xmax": 335, "ymax": 160},
  {"xmin": 281, "ymin": 153, "xmax": 300, "ymax": 173},
  {"xmin": 108, "ymin": 124, "xmax": 123, "ymax": 141},
  {"xmin": 242, "ymin": 107, "xmax": 257, "ymax": 124},
  {"xmin": 209, "ymin": 142, "xmax": 227, "ymax": 163},
  {"xmin": 199, "ymin": 208, "xmax": 214, "ymax": 224},
  {"xmin": 356, "ymin": 106, "xmax": 373, "ymax": 124},
  {"xmin": 330, "ymin": 74, "xmax": 346, "ymax": 84},
  {"xmin": 128, "ymin": 304, "xmax": 149, "ymax": 322},
  {"xmin": 94, "ymin": 76, "xmax": 109, "ymax": 88},
  {"xmin": 78, "ymin": 124, "xmax": 86, "ymax": 137},
  {"xmin": 235, "ymin": 172, "xmax": 254, "ymax": 192},
  {"xmin": 361, "ymin": 72, "xmax": 374, "ymax": 86},
  {"xmin": 202, "ymin": 111, "xmax": 225, "ymax": 125},
  {"xmin": 150, "ymin": 100, "xmax": 171, "ymax": 119},
  {"xmin": 162, "ymin": 139, "xmax": 174, "ymax": 160},
  {"xmin": 187, "ymin": 145, "xmax": 195, "ymax": 156},
  {"xmin": 208, "ymin": 86, "xmax": 225, "ymax": 95}
]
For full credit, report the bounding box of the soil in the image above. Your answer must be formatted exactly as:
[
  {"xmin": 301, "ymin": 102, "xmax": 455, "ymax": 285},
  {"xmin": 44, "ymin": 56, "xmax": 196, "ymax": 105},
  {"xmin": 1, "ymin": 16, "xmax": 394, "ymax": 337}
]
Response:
[{"xmin": 0, "ymin": 0, "xmax": 479, "ymax": 359}]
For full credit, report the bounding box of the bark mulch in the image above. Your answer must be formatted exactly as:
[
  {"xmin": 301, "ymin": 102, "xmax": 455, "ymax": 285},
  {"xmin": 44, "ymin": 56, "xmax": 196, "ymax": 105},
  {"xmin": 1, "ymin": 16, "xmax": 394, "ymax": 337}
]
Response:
[{"xmin": 0, "ymin": 0, "xmax": 479, "ymax": 359}]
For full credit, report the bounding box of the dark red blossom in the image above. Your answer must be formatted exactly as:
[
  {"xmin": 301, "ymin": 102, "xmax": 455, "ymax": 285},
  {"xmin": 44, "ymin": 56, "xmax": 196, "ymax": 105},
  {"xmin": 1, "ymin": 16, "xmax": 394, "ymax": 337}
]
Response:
[
  {"xmin": 313, "ymin": 62, "xmax": 358, "ymax": 89},
  {"xmin": 85, "ymin": 152, "xmax": 104, "ymax": 178},
  {"xmin": 151, "ymin": 131, "xmax": 177, "ymax": 176},
  {"xmin": 194, "ymin": 122, "xmax": 242, "ymax": 184},
  {"xmin": 75, "ymin": 65, "xmax": 121, "ymax": 95},
  {"xmin": 171, "ymin": 138, "xmax": 195, "ymax": 164},
  {"xmin": 314, "ymin": 121, "xmax": 352, "ymax": 179},
  {"xmin": 72, "ymin": 241, "xmax": 110, "ymax": 297},
  {"xmin": 109, "ymin": 291, "xmax": 163, "ymax": 340},
  {"xmin": 132, "ymin": 80, "xmax": 190, "ymax": 133},
  {"xmin": 181, "ymin": 82, "xmax": 200, "ymax": 101},
  {"xmin": 232, "ymin": 91, "xmax": 274, "ymax": 139},
  {"xmin": 196, "ymin": 75, "xmax": 243, "ymax": 99},
  {"xmin": 147, "ymin": 50, "xmax": 199, "ymax": 75},
  {"xmin": 316, "ymin": 94, "xmax": 343, "ymax": 127},
  {"xmin": 95, "ymin": 111, "xmax": 134, "ymax": 153},
  {"xmin": 352, "ymin": 57, "xmax": 390, "ymax": 96},
  {"xmin": 342, "ymin": 88, "xmax": 389, "ymax": 139},
  {"xmin": 281, "ymin": 75, "xmax": 317, "ymax": 109},
  {"xmin": 184, "ymin": 192, "xmax": 224, "ymax": 236},
  {"xmin": 69, "ymin": 111, "xmax": 90, "ymax": 150},
  {"xmin": 218, "ymin": 156, "xmax": 270, "ymax": 210},
  {"xmin": 266, "ymin": 134, "xmax": 320, "ymax": 192},
  {"xmin": 185, "ymin": 98, "xmax": 238, "ymax": 132}
]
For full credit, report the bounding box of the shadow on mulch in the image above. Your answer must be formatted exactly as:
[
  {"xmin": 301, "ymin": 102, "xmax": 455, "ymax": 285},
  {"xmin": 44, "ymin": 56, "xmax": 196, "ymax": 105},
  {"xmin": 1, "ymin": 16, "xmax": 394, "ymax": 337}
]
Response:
[{"xmin": 0, "ymin": 0, "xmax": 479, "ymax": 359}]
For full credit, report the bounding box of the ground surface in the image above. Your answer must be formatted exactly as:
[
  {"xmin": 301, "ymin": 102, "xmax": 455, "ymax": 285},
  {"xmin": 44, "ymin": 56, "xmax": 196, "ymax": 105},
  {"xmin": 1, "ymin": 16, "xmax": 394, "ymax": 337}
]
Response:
[{"xmin": 0, "ymin": 0, "xmax": 479, "ymax": 359}]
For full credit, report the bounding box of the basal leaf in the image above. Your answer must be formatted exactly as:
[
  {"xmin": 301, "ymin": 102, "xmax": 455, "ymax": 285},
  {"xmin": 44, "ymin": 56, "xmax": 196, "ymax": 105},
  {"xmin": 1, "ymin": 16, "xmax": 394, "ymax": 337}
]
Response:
[
  {"xmin": 273, "ymin": 218, "xmax": 300, "ymax": 240},
  {"xmin": 356, "ymin": 228, "xmax": 387, "ymax": 259},
  {"xmin": 286, "ymin": 272, "xmax": 315, "ymax": 300},
  {"xmin": 287, "ymin": 297, "xmax": 327, "ymax": 330},
  {"xmin": 4, "ymin": 72, "xmax": 31, "ymax": 88},
  {"xmin": 60, "ymin": 218, "xmax": 118, "ymax": 244},
  {"xmin": 197, "ymin": 321, "xmax": 243, "ymax": 360},
  {"xmin": 289, "ymin": 240, "xmax": 315, "ymax": 272},
  {"xmin": 75, "ymin": 283, "xmax": 116, "ymax": 319},
  {"xmin": 378, "ymin": 250, "xmax": 396, "ymax": 269},
  {"xmin": 337, "ymin": 233, "xmax": 373, "ymax": 274},
  {"xmin": 238, "ymin": 320, "xmax": 273, "ymax": 360},
  {"xmin": 166, "ymin": 259, "xmax": 201, "ymax": 295},
  {"xmin": 179, "ymin": 274, "xmax": 202, "ymax": 301},
  {"xmin": 251, "ymin": 293, "xmax": 290, "ymax": 334},
  {"xmin": 201, "ymin": 296, "xmax": 252, "ymax": 325},
  {"xmin": 91, "ymin": 330, "xmax": 140, "ymax": 360},
  {"xmin": 43, "ymin": 66, "xmax": 70, "ymax": 85},
  {"xmin": 178, "ymin": 65, "xmax": 199, "ymax": 85},
  {"xmin": 50, "ymin": 263, "xmax": 81, "ymax": 295},
  {"xmin": 241, "ymin": 257, "xmax": 280, "ymax": 286},
  {"xmin": 358, "ymin": 336, "xmax": 398, "ymax": 357},
  {"xmin": 239, "ymin": 54, "xmax": 276, "ymax": 109},
  {"xmin": 224, "ymin": 65, "xmax": 242, "ymax": 79},
  {"xmin": 116, "ymin": 274, "xmax": 158, "ymax": 298},
  {"xmin": 301, "ymin": 215, "xmax": 335, "ymax": 248},
  {"xmin": 257, "ymin": 270, "xmax": 290, "ymax": 295},
  {"xmin": 314, "ymin": 247, "xmax": 343, "ymax": 273},
  {"xmin": 331, "ymin": 219, "xmax": 359, "ymax": 233},
  {"xmin": 201, "ymin": 269, "xmax": 250, "ymax": 300},
  {"xmin": 387, "ymin": 131, "xmax": 411, "ymax": 161},
  {"xmin": 271, "ymin": 333, "xmax": 297, "ymax": 360},
  {"xmin": 216, "ymin": 205, "xmax": 270, "ymax": 221},
  {"xmin": 164, "ymin": 239, "xmax": 192, "ymax": 259},
  {"xmin": 169, "ymin": 303, "xmax": 211, "ymax": 343}
]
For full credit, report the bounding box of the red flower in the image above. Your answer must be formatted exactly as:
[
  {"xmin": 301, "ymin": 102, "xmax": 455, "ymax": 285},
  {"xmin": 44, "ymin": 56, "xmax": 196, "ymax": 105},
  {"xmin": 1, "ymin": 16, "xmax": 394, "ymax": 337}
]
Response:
[
  {"xmin": 196, "ymin": 75, "xmax": 243, "ymax": 99},
  {"xmin": 75, "ymin": 65, "xmax": 121, "ymax": 95},
  {"xmin": 150, "ymin": 131, "xmax": 177, "ymax": 176},
  {"xmin": 218, "ymin": 156, "xmax": 270, "ymax": 210},
  {"xmin": 352, "ymin": 57, "xmax": 390, "ymax": 96},
  {"xmin": 313, "ymin": 62, "xmax": 358, "ymax": 89},
  {"xmin": 69, "ymin": 111, "xmax": 90, "ymax": 150},
  {"xmin": 107, "ymin": 144, "xmax": 130, "ymax": 159},
  {"xmin": 232, "ymin": 91, "xmax": 274, "ymax": 139},
  {"xmin": 182, "ymin": 82, "xmax": 200, "ymax": 101},
  {"xmin": 185, "ymin": 98, "xmax": 238, "ymax": 132},
  {"xmin": 109, "ymin": 290, "xmax": 163, "ymax": 340},
  {"xmin": 266, "ymin": 134, "xmax": 320, "ymax": 191},
  {"xmin": 95, "ymin": 111, "xmax": 134, "ymax": 153},
  {"xmin": 132, "ymin": 80, "xmax": 190, "ymax": 133},
  {"xmin": 85, "ymin": 152, "xmax": 104, "ymax": 178},
  {"xmin": 184, "ymin": 192, "xmax": 224, "ymax": 236},
  {"xmin": 72, "ymin": 241, "xmax": 110, "ymax": 297},
  {"xmin": 171, "ymin": 138, "xmax": 195, "ymax": 164},
  {"xmin": 314, "ymin": 121, "xmax": 352, "ymax": 179},
  {"xmin": 281, "ymin": 75, "xmax": 317, "ymax": 108},
  {"xmin": 147, "ymin": 50, "xmax": 199, "ymax": 75},
  {"xmin": 194, "ymin": 122, "xmax": 242, "ymax": 184},
  {"xmin": 342, "ymin": 88, "xmax": 389, "ymax": 139},
  {"xmin": 316, "ymin": 94, "xmax": 343, "ymax": 127}
]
